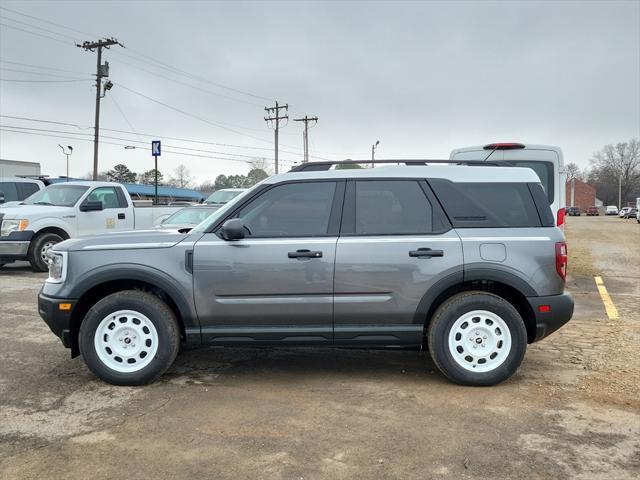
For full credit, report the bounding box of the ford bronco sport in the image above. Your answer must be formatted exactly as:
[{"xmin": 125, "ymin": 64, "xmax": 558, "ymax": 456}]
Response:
[{"xmin": 38, "ymin": 160, "xmax": 573, "ymax": 386}]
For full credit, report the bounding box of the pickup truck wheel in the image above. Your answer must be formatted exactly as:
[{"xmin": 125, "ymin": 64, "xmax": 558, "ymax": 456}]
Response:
[
  {"xmin": 79, "ymin": 290, "xmax": 180, "ymax": 386},
  {"xmin": 427, "ymin": 291, "xmax": 527, "ymax": 386},
  {"xmin": 28, "ymin": 232, "xmax": 63, "ymax": 272}
]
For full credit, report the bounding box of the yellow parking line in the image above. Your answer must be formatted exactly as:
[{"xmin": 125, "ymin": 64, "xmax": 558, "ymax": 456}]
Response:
[{"xmin": 594, "ymin": 276, "xmax": 619, "ymax": 320}]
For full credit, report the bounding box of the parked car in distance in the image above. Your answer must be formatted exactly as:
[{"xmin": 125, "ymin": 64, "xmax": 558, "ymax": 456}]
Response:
[
  {"xmin": 622, "ymin": 207, "xmax": 638, "ymax": 219},
  {"xmin": 0, "ymin": 181, "xmax": 183, "ymax": 271},
  {"xmin": 205, "ymin": 188, "xmax": 247, "ymax": 205},
  {"xmin": 586, "ymin": 206, "xmax": 599, "ymax": 216},
  {"xmin": 566, "ymin": 206, "xmax": 581, "ymax": 216},
  {"xmin": 39, "ymin": 161, "xmax": 573, "ymax": 387},
  {"xmin": 605, "ymin": 206, "xmax": 619, "ymax": 215},
  {"xmin": 156, "ymin": 205, "xmax": 219, "ymax": 230},
  {"xmin": 0, "ymin": 177, "xmax": 45, "ymax": 206},
  {"xmin": 619, "ymin": 207, "xmax": 631, "ymax": 218}
]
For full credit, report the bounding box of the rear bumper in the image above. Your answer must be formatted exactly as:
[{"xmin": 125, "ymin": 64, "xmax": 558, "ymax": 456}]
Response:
[
  {"xmin": 38, "ymin": 291, "xmax": 77, "ymax": 349},
  {"xmin": 527, "ymin": 292, "xmax": 574, "ymax": 342},
  {"xmin": 0, "ymin": 231, "xmax": 34, "ymax": 260}
]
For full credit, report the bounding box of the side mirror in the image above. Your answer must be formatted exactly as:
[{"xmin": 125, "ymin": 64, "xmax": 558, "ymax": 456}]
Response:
[
  {"xmin": 80, "ymin": 200, "xmax": 104, "ymax": 212},
  {"xmin": 0, "ymin": 191, "xmax": 4, "ymax": 204},
  {"xmin": 220, "ymin": 218, "xmax": 245, "ymax": 241}
]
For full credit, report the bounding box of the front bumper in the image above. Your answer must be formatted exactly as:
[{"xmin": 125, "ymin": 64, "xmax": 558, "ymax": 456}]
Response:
[
  {"xmin": 38, "ymin": 291, "xmax": 77, "ymax": 349},
  {"xmin": 527, "ymin": 292, "xmax": 574, "ymax": 342},
  {"xmin": 0, "ymin": 231, "xmax": 34, "ymax": 260}
]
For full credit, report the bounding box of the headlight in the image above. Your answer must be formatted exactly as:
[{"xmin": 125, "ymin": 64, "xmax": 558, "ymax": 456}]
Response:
[
  {"xmin": 46, "ymin": 250, "xmax": 67, "ymax": 284},
  {"xmin": 0, "ymin": 219, "xmax": 29, "ymax": 237}
]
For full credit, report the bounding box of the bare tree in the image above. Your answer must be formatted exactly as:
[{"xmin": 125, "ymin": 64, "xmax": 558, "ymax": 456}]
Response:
[
  {"xmin": 168, "ymin": 164, "xmax": 194, "ymax": 188},
  {"xmin": 589, "ymin": 138, "xmax": 640, "ymax": 206},
  {"xmin": 565, "ymin": 162, "xmax": 582, "ymax": 181}
]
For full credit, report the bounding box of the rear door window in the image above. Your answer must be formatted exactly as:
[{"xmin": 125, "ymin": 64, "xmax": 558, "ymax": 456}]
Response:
[
  {"xmin": 429, "ymin": 180, "xmax": 542, "ymax": 228},
  {"xmin": 347, "ymin": 180, "xmax": 446, "ymax": 235},
  {"xmin": 0, "ymin": 182, "xmax": 19, "ymax": 202}
]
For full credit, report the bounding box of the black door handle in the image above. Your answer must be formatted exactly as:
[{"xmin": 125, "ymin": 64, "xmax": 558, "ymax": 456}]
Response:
[
  {"xmin": 409, "ymin": 248, "xmax": 444, "ymax": 258},
  {"xmin": 118, "ymin": 213, "xmax": 126, "ymax": 220},
  {"xmin": 288, "ymin": 249, "xmax": 323, "ymax": 259}
]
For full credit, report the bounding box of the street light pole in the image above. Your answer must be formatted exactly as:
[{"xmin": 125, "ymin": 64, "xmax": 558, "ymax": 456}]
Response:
[
  {"xmin": 58, "ymin": 145, "xmax": 73, "ymax": 181},
  {"xmin": 371, "ymin": 140, "xmax": 380, "ymax": 167}
]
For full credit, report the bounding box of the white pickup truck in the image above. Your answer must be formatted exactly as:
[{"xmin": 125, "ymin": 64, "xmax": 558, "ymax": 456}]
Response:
[{"xmin": 0, "ymin": 181, "xmax": 182, "ymax": 271}]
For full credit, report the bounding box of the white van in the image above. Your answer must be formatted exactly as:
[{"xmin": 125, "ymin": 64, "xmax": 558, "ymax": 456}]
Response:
[{"xmin": 450, "ymin": 143, "xmax": 566, "ymax": 227}]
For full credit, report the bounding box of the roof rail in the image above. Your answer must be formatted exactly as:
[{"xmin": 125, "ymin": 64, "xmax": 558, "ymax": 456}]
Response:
[{"xmin": 289, "ymin": 159, "xmax": 503, "ymax": 172}]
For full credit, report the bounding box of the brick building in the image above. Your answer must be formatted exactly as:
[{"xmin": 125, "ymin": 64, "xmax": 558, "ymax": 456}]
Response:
[{"xmin": 566, "ymin": 178, "xmax": 596, "ymax": 211}]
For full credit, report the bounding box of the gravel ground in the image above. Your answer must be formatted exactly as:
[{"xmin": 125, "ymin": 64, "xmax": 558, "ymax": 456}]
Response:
[{"xmin": 1, "ymin": 216, "xmax": 639, "ymax": 479}]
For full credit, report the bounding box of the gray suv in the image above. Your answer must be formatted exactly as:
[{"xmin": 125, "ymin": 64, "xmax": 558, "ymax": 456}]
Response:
[{"xmin": 38, "ymin": 161, "xmax": 573, "ymax": 386}]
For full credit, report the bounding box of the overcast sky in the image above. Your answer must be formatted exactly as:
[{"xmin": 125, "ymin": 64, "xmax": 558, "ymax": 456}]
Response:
[{"xmin": 1, "ymin": 0, "xmax": 639, "ymax": 183}]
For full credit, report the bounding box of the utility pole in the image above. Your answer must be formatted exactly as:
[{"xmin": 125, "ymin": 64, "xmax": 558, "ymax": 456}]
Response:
[
  {"xmin": 264, "ymin": 101, "xmax": 288, "ymax": 174},
  {"xmin": 77, "ymin": 38, "xmax": 123, "ymax": 180},
  {"xmin": 293, "ymin": 115, "xmax": 318, "ymax": 163}
]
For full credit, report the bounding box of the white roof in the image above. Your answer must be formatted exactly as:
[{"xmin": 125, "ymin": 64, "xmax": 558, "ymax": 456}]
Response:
[
  {"xmin": 50, "ymin": 181, "xmax": 122, "ymax": 188},
  {"xmin": 266, "ymin": 164, "xmax": 542, "ymax": 184},
  {"xmin": 0, "ymin": 177, "xmax": 44, "ymax": 184}
]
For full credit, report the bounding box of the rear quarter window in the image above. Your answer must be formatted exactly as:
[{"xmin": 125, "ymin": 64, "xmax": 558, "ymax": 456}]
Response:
[{"xmin": 428, "ymin": 179, "xmax": 543, "ymax": 228}]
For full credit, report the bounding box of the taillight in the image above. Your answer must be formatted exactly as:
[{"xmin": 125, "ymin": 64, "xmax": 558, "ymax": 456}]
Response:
[
  {"xmin": 482, "ymin": 143, "xmax": 526, "ymax": 150},
  {"xmin": 557, "ymin": 208, "xmax": 565, "ymax": 227},
  {"xmin": 556, "ymin": 242, "xmax": 568, "ymax": 282}
]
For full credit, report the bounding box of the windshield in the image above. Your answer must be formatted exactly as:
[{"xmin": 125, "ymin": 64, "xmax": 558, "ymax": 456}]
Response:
[
  {"xmin": 205, "ymin": 190, "xmax": 244, "ymax": 204},
  {"xmin": 191, "ymin": 184, "xmax": 261, "ymax": 233},
  {"xmin": 163, "ymin": 207, "xmax": 218, "ymax": 225},
  {"xmin": 23, "ymin": 185, "xmax": 89, "ymax": 207}
]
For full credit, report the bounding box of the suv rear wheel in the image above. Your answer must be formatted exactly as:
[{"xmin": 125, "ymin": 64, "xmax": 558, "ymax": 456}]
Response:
[
  {"xmin": 427, "ymin": 291, "xmax": 527, "ymax": 386},
  {"xmin": 79, "ymin": 290, "xmax": 180, "ymax": 385}
]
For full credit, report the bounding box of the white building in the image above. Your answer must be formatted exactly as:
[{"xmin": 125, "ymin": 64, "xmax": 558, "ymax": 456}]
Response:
[{"xmin": 0, "ymin": 159, "xmax": 41, "ymax": 177}]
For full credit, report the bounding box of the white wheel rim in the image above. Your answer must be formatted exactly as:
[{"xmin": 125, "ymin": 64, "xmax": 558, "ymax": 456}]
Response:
[
  {"xmin": 448, "ymin": 310, "xmax": 512, "ymax": 373},
  {"xmin": 94, "ymin": 310, "xmax": 159, "ymax": 373}
]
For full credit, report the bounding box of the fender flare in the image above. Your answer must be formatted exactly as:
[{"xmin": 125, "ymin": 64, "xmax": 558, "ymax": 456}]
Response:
[
  {"xmin": 413, "ymin": 266, "xmax": 537, "ymax": 326},
  {"xmin": 68, "ymin": 263, "xmax": 199, "ymax": 329}
]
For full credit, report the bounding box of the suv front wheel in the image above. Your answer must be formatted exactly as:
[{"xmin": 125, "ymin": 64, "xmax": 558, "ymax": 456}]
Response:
[
  {"xmin": 79, "ymin": 290, "xmax": 180, "ymax": 385},
  {"xmin": 427, "ymin": 291, "xmax": 527, "ymax": 386}
]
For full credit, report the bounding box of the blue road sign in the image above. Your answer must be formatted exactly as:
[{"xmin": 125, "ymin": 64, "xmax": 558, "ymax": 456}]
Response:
[{"xmin": 151, "ymin": 140, "xmax": 161, "ymax": 156}]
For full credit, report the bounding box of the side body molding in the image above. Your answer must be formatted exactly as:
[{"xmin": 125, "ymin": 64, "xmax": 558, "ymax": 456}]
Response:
[{"xmin": 67, "ymin": 263, "xmax": 200, "ymax": 335}]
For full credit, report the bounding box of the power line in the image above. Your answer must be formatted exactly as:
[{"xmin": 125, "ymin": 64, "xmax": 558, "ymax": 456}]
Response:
[
  {"xmin": 114, "ymin": 57, "xmax": 264, "ymax": 108},
  {"xmin": 117, "ymin": 83, "xmax": 281, "ymax": 145},
  {"xmin": 0, "ymin": 114, "xmax": 304, "ymax": 155},
  {"xmin": 0, "ymin": 67, "xmax": 91, "ymax": 80},
  {"xmin": 0, "ymin": 59, "xmax": 92, "ymax": 76},
  {"xmin": 0, "ymin": 14, "xmax": 78, "ymax": 40},
  {"xmin": 0, "ymin": 127, "xmax": 298, "ymax": 165},
  {"xmin": 107, "ymin": 93, "xmax": 143, "ymax": 142},
  {"xmin": 0, "ymin": 78, "xmax": 91, "ymax": 83},
  {"xmin": 0, "ymin": 5, "xmax": 96, "ymax": 38},
  {"xmin": 0, "ymin": 125, "xmax": 299, "ymax": 163},
  {"xmin": 114, "ymin": 48, "xmax": 274, "ymax": 102},
  {"xmin": 0, "ymin": 22, "xmax": 74, "ymax": 46}
]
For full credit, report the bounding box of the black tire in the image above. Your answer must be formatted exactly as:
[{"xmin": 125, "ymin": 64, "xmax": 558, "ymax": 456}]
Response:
[
  {"xmin": 79, "ymin": 290, "xmax": 180, "ymax": 386},
  {"xmin": 28, "ymin": 232, "xmax": 63, "ymax": 272},
  {"xmin": 427, "ymin": 291, "xmax": 527, "ymax": 386}
]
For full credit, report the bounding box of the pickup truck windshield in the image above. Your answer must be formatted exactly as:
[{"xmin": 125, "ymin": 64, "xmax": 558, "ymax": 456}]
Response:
[
  {"xmin": 23, "ymin": 185, "xmax": 89, "ymax": 207},
  {"xmin": 205, "ymin": 190, "xmax": 244, "ymax": 204}
]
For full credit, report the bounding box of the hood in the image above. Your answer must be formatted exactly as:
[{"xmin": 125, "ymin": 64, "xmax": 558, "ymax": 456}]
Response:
[
  {"xmin": 54, "ymin": 229, "xmax": 190, "ymax": 252},
  {"xmin": 0, "ymin": 204, "xmax": 74, "ymax": 218}
]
